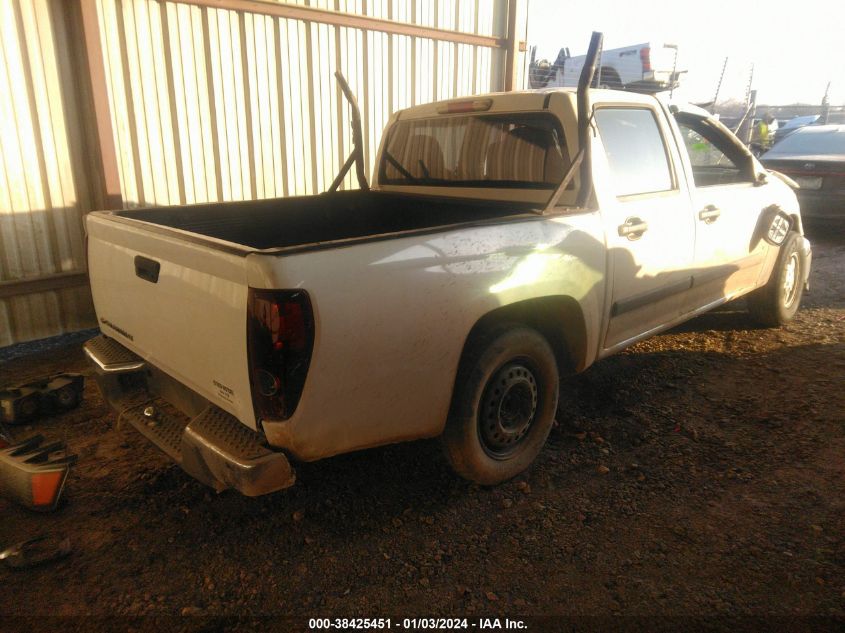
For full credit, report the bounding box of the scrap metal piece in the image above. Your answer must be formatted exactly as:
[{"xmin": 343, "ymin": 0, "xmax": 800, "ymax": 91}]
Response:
[
  {"xmin": 0, "ymin": 373, "xmax": 85, "ymax": 424},
  {"xmin": 330, "ymin": 71, "xmax": 369, "ymax": 192},
  {"xmin": 0, "ymin": 387, "xmax": 40, "ymax": 424},
  {"xmin": 20, "ymin": 373, "xmax": 85, "ymax": 413},
  {"xmin": 0, "ymin": 420, "xmax": 13, "ymax": 448},
  {"xmin": 0, "ymin": 535, "xmax": 72, "ymax": 570},
  {"xmin": 0, "ymin": 435, "xmax": 77, "ymax": 511}
]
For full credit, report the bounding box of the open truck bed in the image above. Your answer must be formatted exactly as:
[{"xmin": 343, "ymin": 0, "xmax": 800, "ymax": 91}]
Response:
[{"xmin": 116, "ymin": 191, "xmax": 536, "ymax": 252}]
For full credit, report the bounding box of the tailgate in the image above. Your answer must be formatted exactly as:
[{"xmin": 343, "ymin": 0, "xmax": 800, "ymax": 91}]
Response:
[{"xmin": 86, "ymin": 213, "xmax": 256, "ymax": 428}]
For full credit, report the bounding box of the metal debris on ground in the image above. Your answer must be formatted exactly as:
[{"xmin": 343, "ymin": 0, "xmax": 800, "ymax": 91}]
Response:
[
  {"xmin": 0, "ymin": 434, "xmax": 77, "ymax": 511},
  {"xmin": 0, "ymin": 420, "xmax": 13, "ymax": 448},
  {"xmin": 0, "ymin": 373, "xmax": 85, "ymax": 424},
  {"xmin": 0, "ymin": 535, "xmax": 72, "ymax": 570}
]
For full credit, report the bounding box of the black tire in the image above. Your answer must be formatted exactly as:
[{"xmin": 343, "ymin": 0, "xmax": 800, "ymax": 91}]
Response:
[
  {"xmin": 747, "ymin": 231, "xmax": 805, "ymax": 326},
  {"xmin": 442, "ymin": 326, "xmax": 559, "ymax": 485}
]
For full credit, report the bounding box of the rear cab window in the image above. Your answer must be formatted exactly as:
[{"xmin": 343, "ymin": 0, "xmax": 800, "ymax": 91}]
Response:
[{"xmin": 378, "ymin": 112, "xmax": 572, "ymax": 195}]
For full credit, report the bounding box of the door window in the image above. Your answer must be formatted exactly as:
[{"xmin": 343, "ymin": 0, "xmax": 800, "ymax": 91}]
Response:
[
  {"xmin": 674, "ymin": 114, "xmax": 755, "ymax": 187},
  {"xmin": 594, "ymin": 108, "xmax": 674, "ymax": 197}
]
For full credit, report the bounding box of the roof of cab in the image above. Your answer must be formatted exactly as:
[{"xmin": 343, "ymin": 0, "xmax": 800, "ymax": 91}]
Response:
[{"xmin": 395, "ymin": 87, "xmax": 661, "ymax": 121}]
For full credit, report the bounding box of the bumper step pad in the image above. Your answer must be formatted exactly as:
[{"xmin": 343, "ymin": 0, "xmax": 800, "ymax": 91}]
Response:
[
  {"xmin": 121, "ymin": 400, "xmax": 295, "ymax": 496},
  {"xmin": 189, "ymin": 406, "xmax": 270, "ymax": 461},
  {"xmin": 84, "ymin": 335, "xmax": 145, "ymax": 373},
  {"xmin": 120, "ymin": 402, "xmax": 187, "ymax": 463}
]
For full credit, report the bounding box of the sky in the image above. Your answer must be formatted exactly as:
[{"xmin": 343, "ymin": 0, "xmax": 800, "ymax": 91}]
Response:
[{"xmin": 525, "ymin": 0, "xmax": 845, "ymax": 106}]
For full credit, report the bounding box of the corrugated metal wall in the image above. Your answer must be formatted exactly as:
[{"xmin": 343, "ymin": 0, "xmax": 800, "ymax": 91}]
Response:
[
  {"xmin": 0, "ymin": 0, "xmax": 97, "ymax": 347},
  {"xmin": 0, "ymin": 0, "xmax": 526, "ymax": 347},
  {"xmin": 98, "ymin": 0, "xmax": 510, "ymax": 205}
]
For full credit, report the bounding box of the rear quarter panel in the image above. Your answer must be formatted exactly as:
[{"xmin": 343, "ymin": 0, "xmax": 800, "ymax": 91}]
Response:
[{"xmin": 249, "ymin": 213, "xmax": 606, "ymax": 461}]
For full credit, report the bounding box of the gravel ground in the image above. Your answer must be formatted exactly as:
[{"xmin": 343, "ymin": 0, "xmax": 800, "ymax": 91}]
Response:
[{"xmin": 0, "ymin": 225, "xmax": 842, "ymax": 628}]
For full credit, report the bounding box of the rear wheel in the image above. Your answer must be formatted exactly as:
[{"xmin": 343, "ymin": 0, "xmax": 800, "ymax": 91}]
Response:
[
  {"xmin": 442, "ymin": 326, "xmax": 559, "ymax": 485},
  {"xmin": 748, "ymin": 231, "xmax": 805, "ymax": 326}
]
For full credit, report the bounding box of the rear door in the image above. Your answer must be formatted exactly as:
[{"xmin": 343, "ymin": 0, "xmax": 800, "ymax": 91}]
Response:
[
  {"xmin": 592, "ymin": 105, "xmax": 696, "ymax": 350},
  {"xmin": 86, "ymin": 213, "xmax": 256, "ymax": 427}
]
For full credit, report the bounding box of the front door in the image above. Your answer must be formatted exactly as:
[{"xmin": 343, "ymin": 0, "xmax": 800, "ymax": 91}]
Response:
[{"xmin": 672, "ymin": 113, "xmax": 773, "ymax": 306}]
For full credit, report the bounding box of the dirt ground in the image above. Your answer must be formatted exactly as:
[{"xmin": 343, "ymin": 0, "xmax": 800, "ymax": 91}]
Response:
[{"xmin": 1, "ymin": 224, "xmax": 843, "ymax": 628}]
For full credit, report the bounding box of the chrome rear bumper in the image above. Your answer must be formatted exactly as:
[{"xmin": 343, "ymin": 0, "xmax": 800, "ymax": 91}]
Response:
[{"xmin": 84, "ymin": 334, "xmax": 295, "ymax": 496}]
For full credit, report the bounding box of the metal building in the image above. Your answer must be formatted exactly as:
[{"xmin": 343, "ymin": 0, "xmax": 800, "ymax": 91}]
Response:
[{"xmin": 0, "ymin": 0, "xmax": 527, "ymax": 346}]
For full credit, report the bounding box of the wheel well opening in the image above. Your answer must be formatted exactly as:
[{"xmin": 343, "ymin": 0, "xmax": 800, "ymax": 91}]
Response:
[
  {"xmin": 460, "ymin": 297, "xmax": 587, "ymax": 379},
  {"xmin": 595, "ymin": 66, "xmax": 622, "ymax": 88},
  {"xmin": 789, "ymin": 213, "xmax": 804, "ymax": 236}
]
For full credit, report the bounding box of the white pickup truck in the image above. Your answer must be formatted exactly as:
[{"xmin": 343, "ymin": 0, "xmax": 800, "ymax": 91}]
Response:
[
  {"xmin": 529, "ymin": 42, "xmax": 682, "ymax": 92},
  {"xmin": 84, "ymin": 64, "xmax": 810, "ymax": 496}
]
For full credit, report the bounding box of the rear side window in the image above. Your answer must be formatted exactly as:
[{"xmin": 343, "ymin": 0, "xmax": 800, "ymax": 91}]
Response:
[{"xmin": 595, "ymin": 108, "xmax": 674, "ymax": 196}]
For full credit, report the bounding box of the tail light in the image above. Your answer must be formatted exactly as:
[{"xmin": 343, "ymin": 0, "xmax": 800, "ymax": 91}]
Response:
[
  {"xmin": 247, "ymin": 289, "xmax": 314, "ymax": 422},
  {"xmin": 640, "ymin": 47, "xmax": 651, "ymax": 72},
  {"xmin": 436, "ymin": 98, "xmax": 493, "ymax": 114}
]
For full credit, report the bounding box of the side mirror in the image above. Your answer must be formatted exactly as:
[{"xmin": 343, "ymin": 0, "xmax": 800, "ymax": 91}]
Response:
[{"xmin": 755, "ymin": 171, "xmax": 768, "ymax": 186}]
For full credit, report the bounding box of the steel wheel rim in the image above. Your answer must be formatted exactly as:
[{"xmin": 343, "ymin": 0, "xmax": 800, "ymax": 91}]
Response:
[
  {"xmin": 783, "ymin": 252, "xmax": 799, "ymax": 308},
  {"xmin": 479, "ymin": 361, "xmax": 539, "ymax": 459}
]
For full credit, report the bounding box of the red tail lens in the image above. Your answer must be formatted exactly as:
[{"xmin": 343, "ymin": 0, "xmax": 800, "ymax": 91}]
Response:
[
  {"xmin": 247, "ymin": 290, "xmax": 314, "ymax": 422},
  {"xmin": 31, "ymin": 471, "xmax": 64, "ymax": 508},
  {"xmin": 436, "ymin": 98, "xmax": 493, "ymax": 114},
  {"xmin": 640, "ymin": 47, "xmax": 651, "ymax": 72}
]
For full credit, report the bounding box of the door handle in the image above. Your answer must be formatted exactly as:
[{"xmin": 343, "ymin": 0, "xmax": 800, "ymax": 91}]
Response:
[
  {"xmin": 699, "ymin": 205, "xmax": 721, "ymax": 223},
  {"xmin": 134, "ymin": 255, "xmax": 160, "ymax": 284},
  {"xmin": 618, "ymin": 217, "xmax": 648, "ymax": 239}
]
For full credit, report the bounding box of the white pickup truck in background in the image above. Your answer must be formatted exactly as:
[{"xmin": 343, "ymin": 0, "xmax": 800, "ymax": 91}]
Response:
[
  {"xmin": 84, "ymin": 47, "xmax": 810, "ymax": 497},
  {"xmin": 529, "ymin": 42, "xmax": 682, "ymax": 92}
]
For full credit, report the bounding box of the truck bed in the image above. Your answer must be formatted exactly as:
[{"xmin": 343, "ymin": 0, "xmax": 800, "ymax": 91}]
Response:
[{"xmin": 119, "ymin": 191, "xmax": 536, "ymax": 251}]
